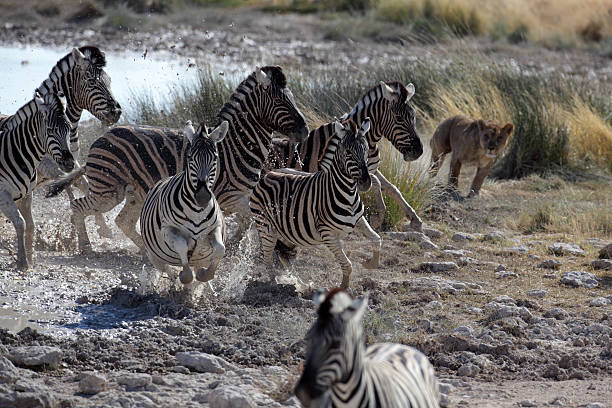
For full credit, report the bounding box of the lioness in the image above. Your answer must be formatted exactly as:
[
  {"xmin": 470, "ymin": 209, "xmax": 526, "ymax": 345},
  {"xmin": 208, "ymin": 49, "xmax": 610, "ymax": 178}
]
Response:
[{"xmin": 430, "ymin": 115, "xmax": 513, "ymax": 197}]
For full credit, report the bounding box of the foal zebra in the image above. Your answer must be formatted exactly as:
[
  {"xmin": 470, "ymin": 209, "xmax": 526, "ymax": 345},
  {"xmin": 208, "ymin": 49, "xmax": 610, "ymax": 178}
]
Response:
[
  {"xmin": 141, "ymin": 121, "xmax": 228, "ymax": 288},
  {"xmin": 295, "ymin": 288, "xmax": 440, "ymax": 407},
  {"xmin": 0, "ymin": 92, "xmax": 73, "ymax": 269},
  {"xmin": 250, "ymin": 120, "xmax": 380, "ymax": 288},
  {"xmin": 266, "ymin": 81, "xmax": 423, "ymax": 230},
  {"xmin": 47, "ymin": 66, "xmax": 308, "ymax": 253}
]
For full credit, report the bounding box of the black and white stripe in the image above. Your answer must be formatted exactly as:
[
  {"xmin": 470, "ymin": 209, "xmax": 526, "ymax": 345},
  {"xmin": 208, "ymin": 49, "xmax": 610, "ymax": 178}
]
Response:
[
  {"xmin": 266, "ymin": 81, "xmax": 424, "ymax": 230},
  {"xmin": 250, "ymin": 119, "xmax": 381, "ymax": 288},
  {"xmin": 0, "ymin": 92, "xmax": 73, "ymax": 269},
  {"xmin": 47, "ymin": 66, "xmax": 308, "ymax": 253},
  {"xmin": 295, "ymin": 289, "xmax": 440, "ymax": 408},
  {"xmin": 140, "ymin": 121, "xmax": 228, "ymax": 287}
]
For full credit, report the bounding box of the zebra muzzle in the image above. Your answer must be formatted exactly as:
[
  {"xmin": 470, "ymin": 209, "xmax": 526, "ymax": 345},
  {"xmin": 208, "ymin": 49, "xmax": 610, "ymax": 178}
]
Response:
[
  {"xmin": 57, "ymin": 151, "xmax": 75, "ymax": 172},
  {"xmin": 194, "ymin": 183, "xmax": 212, "ymax": 207}
]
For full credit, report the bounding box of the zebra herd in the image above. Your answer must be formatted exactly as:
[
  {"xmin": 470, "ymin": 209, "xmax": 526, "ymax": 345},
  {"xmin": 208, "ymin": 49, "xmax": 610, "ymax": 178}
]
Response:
[{"xmin": 1, "ymin": 46, "xmax": 440, "ymax": 406}]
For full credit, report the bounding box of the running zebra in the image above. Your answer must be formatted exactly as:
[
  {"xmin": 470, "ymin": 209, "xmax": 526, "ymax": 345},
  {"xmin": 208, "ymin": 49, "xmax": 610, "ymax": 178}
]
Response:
[
  {"xmin": 266, "ymin": 81, "xmax": 423, "ymax": 230},
  {"xmin": 32, "ymin": 47, "xmax": 121, "ymax": 200},
  {"xmin": 0, "ymin": 92, "xmax": 74, "ymax": 270},
  {"xmin": 295, "ymin": 288, "xmax": 440, "ymax": 407},
  {"xmin": 47, "ymin": 66, "xmax": 308, "ymax": 253},
  {"xmin": 250, "ymin": 120, "xmax": 381, "ymax": 288},
  {"xmin": 140, "ymin": 121, "xmax": 228, "ymax": 287}
]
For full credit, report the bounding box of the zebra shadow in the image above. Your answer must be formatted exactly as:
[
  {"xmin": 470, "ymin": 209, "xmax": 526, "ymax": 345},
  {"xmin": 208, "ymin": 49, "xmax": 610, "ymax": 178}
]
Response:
[{"xmin": 240, "ymin": 280, "xmax": 307, "ymax": 309}]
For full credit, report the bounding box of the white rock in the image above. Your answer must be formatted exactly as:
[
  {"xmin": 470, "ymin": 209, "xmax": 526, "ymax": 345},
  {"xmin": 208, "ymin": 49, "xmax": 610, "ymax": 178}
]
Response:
[
  {"xmin": 501, "ymin": 246, "xmax": 529, "ymax": 255},
  {"xmin": 457, "ymin": 363, "xmax": 479, "ymax": 377},
  {"xmin": 519, "ymin": 400, "xmax": 537, "ymax": 407},
  {"xmin": 176, "ymin": 351, "xmax": 235, "ymax": 374},
  {"xmin": 549, "ymin": 242, "xmax": 586, "ymax": 256},
  {"xmin": 116, "ymin": 373, "xmax": 152, "ymax": 388},
  {"xmin": 420, "ymin": 239, "xmax": 439, "ymax": 250},
  {"xmin": 8, "ymin": 346, "xmax": 62, "ymax": 368},
  {"xmin": 79, "ymin": 372, "xmax": 107, "ymax": 395},
  {"xmin": 0, "ymin": 357, "xmax": 19, "ymax": 383},
  {"xmin": 423, "ymin": 227, "xmax": 443, "ymax": 239},
  {"xmin": 496, "ymin": 270, "xmax": 519, "ymax": 279},
  {"xmin": 527, "ymin": 289, "xmax": 548, "ymax": 298},
  {"xmin": 209, "ymin": 385, "xmax": 255, "ymax": 408},
  {"xmin": 538, "ymin": 259, "xmax": 562, "ymax": 269},
  {"xmin": 452, "ymin": 232, "xmax": 476, "ymax": 242},
  {"xmin": 561, "ymin": 271, "xmax": 598, "ymax": 288},
  {"xmin": 443, "ymin": 249, "xmax": 472, "ymax": 258},
  {"xmin": 590, "ymin": 297, "xmax": 610, "ymax": 307},
  {"xmin": 493, "ymin": 295, "xmax": 515, "ymax": 304},
  {"xmin": 484, "ymin": 230, "xmax": 505, "ymax": 241},
  {"xmin": 438, "ymin": 382, "xmax": 455, "ymax": 395},
  {"xmin": 415, "ymin": 262, "xmax": 458, "ymax": 273},
  {"xmin": 453, "ymin": 326, "xmax": 474, "ymax": 336},
  {"xmin": 585, "ymin": 403, "xmax": 606, "ymax": 408}
]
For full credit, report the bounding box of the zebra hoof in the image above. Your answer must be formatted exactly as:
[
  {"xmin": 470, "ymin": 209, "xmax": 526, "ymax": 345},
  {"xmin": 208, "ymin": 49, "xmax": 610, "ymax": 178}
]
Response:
[
  {"xmin": 179, "ymin": 267, "xmax": 194, "ymax": 284},
  {"xmin": 196, "ymin": 268, "xmax": 214, "ymax": 282}
]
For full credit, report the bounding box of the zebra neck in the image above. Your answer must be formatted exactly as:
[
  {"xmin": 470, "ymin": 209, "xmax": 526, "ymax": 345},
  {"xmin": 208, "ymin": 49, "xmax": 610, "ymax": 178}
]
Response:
[
  {"xmin": 331, "ymin": 340, "xmax": 369, "ymax": 406},
  {"xmin": 3, "ymin": 112, "xmax": 46, "ymax": 161},
  {"xmin": 219, "ymin": 104, "xmax": 273, "ymax": 160},
  {"xmin": 328, "ymin": 157, "xmax": 357, "ymax": 193},
  {"xmin": 342, "ymin": 93, "xmax": 384, "ymax": 144},
  {"xmin": 36, "ymin": 61, "xmax": 83, "ymax": 125}
]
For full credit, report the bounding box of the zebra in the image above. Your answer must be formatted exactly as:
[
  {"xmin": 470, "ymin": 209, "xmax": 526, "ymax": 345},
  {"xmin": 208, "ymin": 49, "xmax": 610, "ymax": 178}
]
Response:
[
  {"xmin": 294, "ymin": 288, "xmax": 440, "ymax": 407},
  {"xmin": 140, "ymin": 120, "xmax": 228, "ymax": 288},
  {"xmin": 250, "ymin": 119, "xmax": 381, "ymax": 289},
  {"xmin": 266, "ymin": 81, "xmax": 423, "ymax": 231},
  {"xmin": 31, "ymin": 47, "xmax": 121, "ymax": 207},
  {"xmin": 46, "ymin": 66, "xmax": 308, "ymax": 253},
  {"xmin": 0, "ymin": 92, "xmax": 74, "ymax": 270}
]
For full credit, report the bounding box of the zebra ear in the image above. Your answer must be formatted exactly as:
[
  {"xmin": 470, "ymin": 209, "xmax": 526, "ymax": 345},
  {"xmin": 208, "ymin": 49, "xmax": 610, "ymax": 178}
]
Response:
[
  {"xmin": 33, "ymin": 91, "xmax": 48, "ymax": 113},
  {"xmin": 405, "ymin": 83, "xmax": 415, "ymax": 102},
  {"xmin": 183, "ymin": 120, "xmax": 196, "ymax": 143},
  {"xmin": 57, "ymin": 91, "xmax": 67, "ymax": 112},
  {"xmin": 340, "ymin": 293, "xmax": 369, "ymax": 322},
  {"xmin": 360, "ymin": 118, "xmax": 371, "ymax": 135},
  {"xmin": 380, "ymin": 81, "xmax": 398, "ymax": 102},
  {"xmin": 209, "ymin": 121, "xmax": 229, "ymax": 143},
  {"xmin": 71, "ymin": 48, "xmax": 88, "ymax": 69},
  {"xmin": 334, "ymin": 121, "xmax": 345, "ymax": 138},
  {"xmin": 313, "ymin": 288, "xmax": 328, "ymax": 307},
  {"xmin": 255, "ymin": 68, "xmax": 272, "ymax": 88}
]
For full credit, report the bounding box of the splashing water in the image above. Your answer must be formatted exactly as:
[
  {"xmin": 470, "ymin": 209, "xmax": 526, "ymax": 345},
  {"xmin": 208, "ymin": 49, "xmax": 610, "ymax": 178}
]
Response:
[{"xmin": 216, "ymin": 224, "xmax": 261, "ymax": 300}]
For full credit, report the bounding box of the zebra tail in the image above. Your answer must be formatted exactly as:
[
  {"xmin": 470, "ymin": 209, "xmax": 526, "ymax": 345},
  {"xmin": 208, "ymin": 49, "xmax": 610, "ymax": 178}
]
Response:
[{"xmin": 45, "ymin": 166, "xmax": 86, "ymax": 198}]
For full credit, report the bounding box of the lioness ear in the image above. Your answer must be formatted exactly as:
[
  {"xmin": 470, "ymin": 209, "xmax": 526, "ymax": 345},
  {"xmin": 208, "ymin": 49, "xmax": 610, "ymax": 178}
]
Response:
[{"xmin": 502, "ymin": 123, "xmax": 514, "ymax": 135}]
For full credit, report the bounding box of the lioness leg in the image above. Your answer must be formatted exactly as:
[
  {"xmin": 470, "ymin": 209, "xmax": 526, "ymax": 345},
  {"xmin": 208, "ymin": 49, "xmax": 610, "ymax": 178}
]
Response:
[
  {"xmin": 429, "ymin": 152, "xmax": 447, "ymax": 177},
  {"xmin": 468, "ymin": 164, "xmax": 492, "ymax": 198},
  {"xmin": 448, "ymin": 155, "xmax": 462, "ymax": 190},
  {"xmin": 375, "ymin": 170, "xmax": 423, "ymax": 231}
]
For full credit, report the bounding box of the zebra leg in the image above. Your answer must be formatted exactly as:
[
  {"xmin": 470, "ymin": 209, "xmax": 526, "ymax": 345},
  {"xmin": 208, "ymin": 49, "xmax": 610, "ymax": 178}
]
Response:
[
  {"xmin": 375, "ymin": 170, "xmax": 423, "ymax": 232},
  {"xmin": 0, "ymin": 190, "xmax": 28, "ymax": 270},
  {"xmin": 195, "ymin": 224, "xmax": 225, "ymax": 289},
  {"xmin": 368, "ymin": 173, "xmax": 386, "ymax": 230},
  {"xmin": 322, "ymin": 235, "xmax": 352, "ymax": 289},
  {"xmin": 71, "ymin": 191, "xmax": 125, "ymax": 254},
  {"xmin": 115, "ymin": 186, "xmax": 145, "ymax": 252},
  {"xmin": 17, "ymin": 192, "xmax": 35, "ymax": 266},
  {"xmin": 161, "ymin": 226, "xmax": 193, "ymax": 285},
  {"xmin": 258, "ymin": 229, "xmax": 279, "ymax": 282},
  {"xmin": 354, "ymin": 216, "xmax": 381, "ymax": 270}
]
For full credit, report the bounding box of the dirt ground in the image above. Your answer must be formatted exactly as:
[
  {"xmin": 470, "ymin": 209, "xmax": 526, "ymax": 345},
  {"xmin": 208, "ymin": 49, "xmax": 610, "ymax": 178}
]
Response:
[{"xmin": 0, "ymin": 6, "xmax": 611, "ymax": 408}]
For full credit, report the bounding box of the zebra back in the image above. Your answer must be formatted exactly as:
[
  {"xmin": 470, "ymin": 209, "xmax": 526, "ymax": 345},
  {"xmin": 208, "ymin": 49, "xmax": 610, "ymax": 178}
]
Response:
[{"xmin": 295, "ymin": 289, "xmax": 440, "ymax": 407}]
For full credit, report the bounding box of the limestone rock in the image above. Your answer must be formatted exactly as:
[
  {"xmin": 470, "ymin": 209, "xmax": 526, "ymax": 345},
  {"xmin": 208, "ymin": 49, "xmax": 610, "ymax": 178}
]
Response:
[
  {"xmin": 452, "ymin": 232, "xmax": 476, "ymax": 242},
  {"xmin": 527, "ymin": 289, "xmax": 548, "ymax": 298},
  {"xmin": 457, "ymin": 363, "xmax": 479, "ymax": 377},
  {"xmin": 590, "ymin": 297, "xmax": 610, "ymax": 307},
  {"xmin": 414, "ymin": 262, "xmax": 458, "ymax": 273},
  {"xmin": 176, "ymin": 351, "xmax": 236, "ymax": 374},
  {"xmin": 549, "ymin": 242, "xmax": 585, "ymax": 256},
  {"xmin": 79, "ymin": 372, "xmax": 107, "ymax": 395},
  {"xmin": 591, "ymin": 259, "xmax": 612, "ymax": 270},
  {"xmin": 209, "ymin": 385, "xmax": 255, "ymax": 408},
  {"xmin": 116, "ymin": 373, "xmax": 152, "ymax": 389},
  {"xmin": 538, "ymin": 259, "xmax": 562, "ymax": 269},
  {"xmin": 0, "ymin": 357, "xmax": 19, "ymax": 384},
  {"xmin": 8, "ymin": 346, "xmax": 62, "ymax": 368},
  {"xmin": 560, "ymin": 271, "xmax": 598, "ymax": 288},
  {"xmin": 599, "ymin": 243, "xmax": 612, "ymax": 259}
]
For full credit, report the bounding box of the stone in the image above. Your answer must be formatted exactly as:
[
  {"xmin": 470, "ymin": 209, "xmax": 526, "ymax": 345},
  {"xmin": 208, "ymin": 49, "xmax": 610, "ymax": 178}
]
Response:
[
  {"xmin": 500, "ymin": 246, "xmax": 528, "ymax": 255},
  {"xmin": 527, "ymin": 289, "xmax": 547, "ymax": 298},
  {"xmin": 538, "ymin": 259, "xmax": 562, "ymax": 269},
  {"xmin": 176, "ymin": 351, "xmax": 236, "ymax": 374},
  {"xmin": 550, "ymin": 396, "xmax": 570, "ymax": 406},
  {"xmin": 452, "ymin": 232, "xmax": 476, "ymax": 242},
  {"xmin": 422, "ymin": 227, "xmax": 443, "ymax": 239},
  {"xmin": 585, "ymin": 403, "xmax": 605, "ymax": 408},
  {"xmin": 116, "ymin": 373, "xmax": 152, "ymax": 389},
  {"xmin": 599, "ymin": 243, "xmax": 612, "ymax": 259},
  {"xmin": 209, "ymin": 385, "xmax": 255, "ymax": 408},
  {"xmin": 549, "ymin": 242, "xmax": 586, "ymax": 256},
  {"xmin": 79, "ymin": 372, "xmax": 107, "ymax": 395},
  {"xmin": 457, "ymin": 256, "xmax": 479, "ymax": 266},
  {"xmin": 519, "ymin": 400, "xmax": 537, "ymax": 407},
  {"xmin": 8, "ymin": 346, "xmax": 62, "ymax": 368},
  {"xmin": 385, "ymin": 231, "xmax": 425, "ymax": 242},
  {"xmin": 544, "ymin": 308, "xmax": 569, "ymax": 320},
  {"xmin": 493, "ymin": 295, "xmax": 515, "ymax": 304},
  {"xmin": 414, "ymin": 262, "xmax": 458, "ymax": 273},
  {"xmin": 484, "ymin": 230, "xmax": 505, "ymax": 241},
  {"xmin": 453, "ymin": 326, "xmax": 474, "ymax": 336},
  {"xmin": 425, "ymin": 301, "xmax": 442, "ymax": 309},
  {"xmin": 590, "ymin": 297, "xmax": 610, "ymax": 307},
  {"xmin": 0, "ymin": 357, "xmax": 19, "ymax": 384},
  {"xmin": 457, "ymin": 363, "xmax": 479, "ymax": 377},
  {"xmin": 420, "ymin": 239, "xmax": 439, "ymax": 250},
  {"xmin": 494, "ymin": 264, "xmax": 507, "ymax": 272},
  {"xmin": 443, "ymin": 249, "xmax": 472, "ymax": 258},
  {"xmin": 591, "ymin": 259, "xmax": 612, "ymax": 270},
  {"xmin": 171, "ymin": 365, "xmax": 191, "ymax": 374},
  {"xmin": 561, "ymin": 271, "xmax": 598, "ymax": 288},
  {"xmin": 438, "ymin": 382, "xmax": 455, "ymax": 395},
  {"xmin": 496, "ymin": 270, "xmax": 519, "ymax": 279}
]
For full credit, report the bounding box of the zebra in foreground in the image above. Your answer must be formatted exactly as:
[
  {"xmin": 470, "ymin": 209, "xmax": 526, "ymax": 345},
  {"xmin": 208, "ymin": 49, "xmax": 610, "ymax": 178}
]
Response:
[
  {"xmin": 0, "ymin": 92, "xmax": 74, "ymax": 270},
  {"xmin": 47, "ymin": 66, "xmax": 308, "ymax": 254},
  {"xmin": 266, "ymin": 81, "xmax": 423, "ymax": 231},
  {"xmin": 140, "ymin": 121, "xmax": 228, "ymax": 288},
  {"xmin": 295, "ymin": 288, "xmax": 440, "ymax": 407},
  {"xmin": 250, "ymin": 119, "xmax": 380, "ymax": 288}
]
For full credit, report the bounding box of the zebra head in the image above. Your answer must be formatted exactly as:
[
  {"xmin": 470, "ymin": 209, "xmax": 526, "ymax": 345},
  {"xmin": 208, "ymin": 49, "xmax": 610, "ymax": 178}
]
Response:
[
  {"xmin": 72, "ymin": 47, "xmax": 122, "ymax": 126},
  {"xmin": 183, "ymin": 120, "xmax": 229, "ymax": 207},
  {"xmin": 335, "ymin": 119, "xmax": 372, "ymax": 192},
  {"xmin": 252, "ymin": 66, "xmax": 308, "ymax": 143},
  {"xmin": 34, "ymin": 91, "xmax": 74, "ymax": 172},
  {"xmin": 295, "ymin": 288, "xmax": 369, "ymax": 407},
  {"xmin": 377, "ymin": 81, "xmax": 423, "ymax": 162}
]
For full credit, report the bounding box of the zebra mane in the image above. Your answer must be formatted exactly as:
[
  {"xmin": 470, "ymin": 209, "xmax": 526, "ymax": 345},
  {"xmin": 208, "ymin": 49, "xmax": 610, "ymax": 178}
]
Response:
[
  {"xmin": 317, "ymin": 120, "xmax": 358, "ymax": 170},
  {"xmin": 341, "ymin": 81, "xmax": 407, "ymax": 120},
  {"xmin": 35, "ymin": 46, "xmax": 106, "ymax": 97},
  {"xmin": 2, "ymin": 99, "xmax": 41, "ymax": 132}
]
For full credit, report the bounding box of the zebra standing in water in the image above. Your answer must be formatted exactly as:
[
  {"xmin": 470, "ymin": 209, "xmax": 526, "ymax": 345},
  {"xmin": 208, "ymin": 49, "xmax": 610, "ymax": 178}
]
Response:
[
  {"xmin": 140, "ymin": 121, "xmax": 228, "ymax": 288},
  {"xmin": 266, "ymin": 81, "xmax": 423, "ymax": 230},
  {"xmin": 295, "ymin": 288, "xmax": 440, "ymax": 407},
  {"xmin": 0, "ymin": 92, "xmax": 74, "ymax": 270},
  {"xmin": 250, "ymin": 120, "xmax": 380, "ymax": 288},
  {"xmin": 47, "ymin": 66, "xmax": 308, "ymax": 254}
]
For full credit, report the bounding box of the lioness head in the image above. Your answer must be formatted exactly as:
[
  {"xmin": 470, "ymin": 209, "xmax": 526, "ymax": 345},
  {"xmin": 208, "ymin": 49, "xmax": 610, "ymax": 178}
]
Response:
[{"xmin": 476, "ymin": 121, "xmax": 514, "ymax": 159}]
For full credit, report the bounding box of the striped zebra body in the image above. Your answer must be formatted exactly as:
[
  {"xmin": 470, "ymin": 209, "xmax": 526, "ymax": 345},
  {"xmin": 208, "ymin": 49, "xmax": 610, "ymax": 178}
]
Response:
[
  {"xmin": 295, "ymin": 289, "xmax": 440, "ymax": 408},
  {"xmin": 266, "ymin": 81, "xmax": 424, "ymax": 230},
  {"xmin": 47, "ymin": 66, "xmax": 308, "ymax": 253},
  {"xmin": 0, "ymin": 92, "xmax": 73, "ymax": 269},
  {"xmin": 141, "ymin": 121, "xmax": 228, "ymax": 286},
  {"xmin": 250, "ymin": 120, "xmax": 381, "ymax": 288}
]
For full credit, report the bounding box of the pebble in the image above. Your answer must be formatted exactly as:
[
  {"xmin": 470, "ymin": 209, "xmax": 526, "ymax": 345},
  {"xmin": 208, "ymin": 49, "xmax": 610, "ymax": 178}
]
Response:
[
  {"xmin": 78, "ymin": 372, "xmax": 107, "ymax": 395},
  {"xmin": 560, "ymin": 271, "xmax": 598, "ymax": 288},
  {"xmin": 116, "ymin": 373, "xmax": 152, "ymax": 389},
  {"xmin": 385, "ymin": 231, "xmax": 425, "ymax": 242},
  {"xmin": 438, "ymin": 382, "xmax": 455, "ymax": 395},
  {"xmin": 591, "ymin": 259, "xmax": 612, "ymax": 270},
  {"xmin": 457, "ymin": 363, "xmax": 479, "ymax": 377},
  {"xmin": 598, "ymin": 243, "xmax": 612, "ymax": 259},
  {"xmin": 8, "ymin": 346, "xmax": 63, "ymax": 368},
  {"xmin": 550, "ymin": 396, "xmax": 569, "ymax": 406},
  {"xmin": 549, "ymin": 242, "xmax": 586, "ymax": 256},
  {"xmin": 209, "ymin": 385, "xmax": 255, "ymax": 408},
  {"xmin": 176, "ymin": 351, "xmax": 236, "ymax": 374},
  {"xmin": 484, "ymin": 230, "xmax": 505, "ymax": 241},
  {"xmin": 500, "ymin": 246, "xmax": 528, "ymax": 255},
  {"xmin": 467, "ymin": 307, "xmax": 483, "ymax": 314},
  {"xmin": 494, "ymin": 264, "xmax": 507, "ymax": 272},
  {"xmin": 519, "ymin": 400, "xmax": 537, "ymax": 407},
  {"xmin": 414, "ymin": 261, "xmax": 458, "ymax": 273},
  {"xmin": 453, "ymin": 326, "xmax": 474, "ymax": 336},
  {"xmin": 589, "ymin": 297, "xmax": 610, "ymax": 307},
  {"xmin": 585, "ymin": 403, "xmax": 606, "ymax": 408},
  {"xmin": 425, "ymin": 300, "xmax": 442, "ymax": 309},
  {"xmin": 527, "ymin": 289, "xmax": 548, "ymax": 298},
  {"xmin": 0, "ymin": 357, "xmax": 19, "ymax": 383},
  {"xmin": 538, "ymin": 259, "xmax": 562, "ymax": 269},
  {"xmin": 544, "ymin": 308, "xmax": 569, "ymax": 320},
  {"xmin": 452, "ymin": 232, "xmax": 476, "ymax": 242},
  {"xmin": 422, "ymin": 227, "xmax": 443, "ymax": 239},
  {"xmin": 420, "ymin": 239, "xmax": 439, "ymax": 250},
  {"xmin": 496, "ymin": 270, "xmax": 519, "ymax": 279}
]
